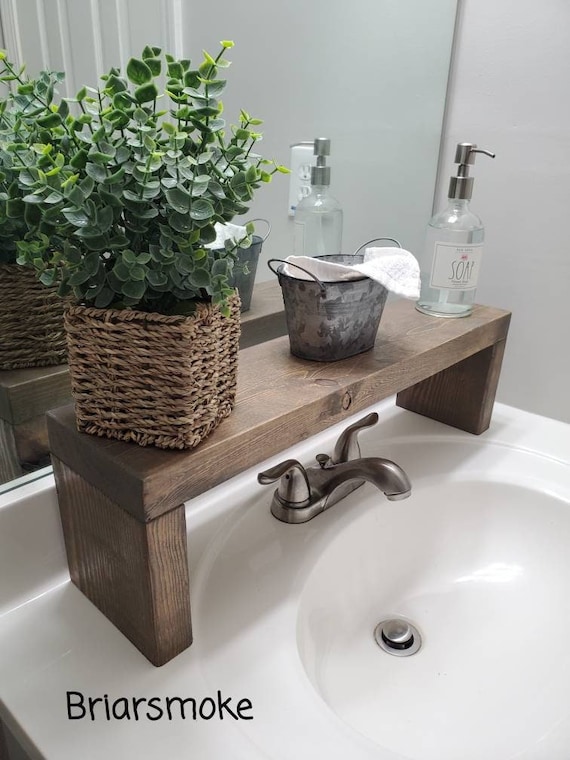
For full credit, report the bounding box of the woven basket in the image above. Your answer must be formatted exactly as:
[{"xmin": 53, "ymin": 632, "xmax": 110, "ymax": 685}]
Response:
[
  {"xmin": 0, "ymin": 263, "xmax": 68, "ymax": 370},
  {"xmin": 64, "ymin": 294, "xmax": 241, "ymax": 450}
]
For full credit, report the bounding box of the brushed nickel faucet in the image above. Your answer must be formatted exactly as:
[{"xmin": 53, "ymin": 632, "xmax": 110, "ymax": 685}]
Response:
[{"xmin": 257, "ymin": 412, "xmax": 411, "ymax": 524}]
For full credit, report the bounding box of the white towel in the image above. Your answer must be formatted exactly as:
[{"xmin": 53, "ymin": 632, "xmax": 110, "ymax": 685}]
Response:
[
  {"xmin": 205, "ymin": 222, "xmax": 248, "ymax": 250},
  {"xmin": 282, "ymin": 247, "xmax": 421, "ymax": 299}
]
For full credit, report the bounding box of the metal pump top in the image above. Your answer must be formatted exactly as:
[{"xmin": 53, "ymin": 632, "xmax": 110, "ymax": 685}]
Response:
[
  {"xmin": 448, "ymin": 142, "xmax": 496, "ymax": 200},
  {"xmin": 311, "ymin": 137, "xmax": 332, "ymax": 186}
]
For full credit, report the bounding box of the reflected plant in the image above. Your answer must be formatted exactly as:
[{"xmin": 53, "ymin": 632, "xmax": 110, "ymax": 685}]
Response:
[
  {"xmin": 15, "ymin": 42, "xmax": 288, "ymax": 314},
  {"xmin": 0, "ymin": 53, "xmax": 65, "ymax": 263}
]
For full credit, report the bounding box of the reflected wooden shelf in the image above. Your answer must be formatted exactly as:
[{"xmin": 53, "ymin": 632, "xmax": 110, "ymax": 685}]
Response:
[{"xmin": 0, "ymin": 364, "xmax": 72, "ymax": 482}]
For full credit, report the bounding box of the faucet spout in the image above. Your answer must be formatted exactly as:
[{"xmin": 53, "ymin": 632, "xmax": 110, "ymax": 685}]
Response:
[{"xmin": 318, "ymin": 457, "xmax": 412, "ymax": 508}]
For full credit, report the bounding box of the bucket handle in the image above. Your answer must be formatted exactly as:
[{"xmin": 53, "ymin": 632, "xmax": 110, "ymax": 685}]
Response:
[
  {"xmin": 352, "ymin": 237, "xmax": 402, "ymax": 256},
  {"xmin": 267, "ymin": 258, "xmax": 327, "ymax": 297},
  {"xmin": 247, "ymin": 218, "xmax": 271, "ymax": 242}
]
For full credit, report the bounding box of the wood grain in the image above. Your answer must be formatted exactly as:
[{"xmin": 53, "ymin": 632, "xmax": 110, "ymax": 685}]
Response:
[
  {"xmin": 396, "ymin": 339, "xmax": 508, "ymax": 434},
  {"xmin": 240, "ymin": 280, "xmax": 287, "ymax": 349},
  {"xmin": 48, "ymin": 300, "xmax": 511, "ymax": 522},
  {"xmin": 0, "ymin": 418, "xmax": 21, "ymax": 482},
  {"xmin": 52, "ymin": 456, "xmax": 192, "ymax": 667},
  {"xmin": 0, "ymin": 364, "xmax": 71, "ymax": 425}
]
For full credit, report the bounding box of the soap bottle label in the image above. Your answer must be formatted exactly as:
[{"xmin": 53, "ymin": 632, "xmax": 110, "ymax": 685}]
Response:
[{"xmin": 429, "ymin": 242, "xmax": 483, "ymax": 290}]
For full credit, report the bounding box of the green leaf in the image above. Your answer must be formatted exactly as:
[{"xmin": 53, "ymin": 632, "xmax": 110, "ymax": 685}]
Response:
[
  {"xmin": 130, "ymin": 265, "xmax": 146, "ymax": 281},
  {"xmin": 147, "ymin": 270, "xmax": 168, "ymax": 288},
  {"xmin": 94, "ymin": 287, "xmax": 114, "ymax": 308},
  {"xmin": 189, "ymin": 267, "xmax": 211, "ymax": 288},
  {"xmin": 6, "ymin": 199, "xmax": 24, "ymax": 218},
  {"xmin": 135, "ymin": 82, "xmax": 159, "ymax": 104},
  {"xmin": 190, "ymin": 198, "xmax": 214, "ymax": 221},
  {"xmin": 146, "ymin": 58, "xmax": 162, "ymax": 77},
  {"xmin": 112, "ymin": 91, "xmax": 132, "ymax": 110},
  {"xmin": 103, "ymin": 166, "xmax": 126, "ymax": 185},
  {"xmin": 86, "ymin": 163, "xmax": 107, "ymax": 182},
  {"xmin": 169, "ymin": 211, "xmax": 193, "ymax": 233},
  {"xmin": 245, "ymin": 164, "xmax": 258, "ymax": 183},
  {"xmin": 37, "ymin": 112, "xmax": 61, "ymax": 128},
  {"xmin": 113, "ymin": 261, "xmax": 131, "ymax": 281},
  {"xmin": 212, "ymin": 258, "xmax": 229, "ymax": 277},
  {"xmin": 81, "ymin": 234, "xmax": 108, "ymax": 251},
  {"xmin": 165, "ymin": 186, "xmax": 191, "ymax": 214},
  {"xmin": 167, "ymin": 61, "xmax": 184, "ymax": 80},
  {"xmin": 96, "ymin": 206, "xmax": 114, "ymax": 233},
  {"xmin": 39, "ymin": 270, "xmax": 56, "ymax": 287},
  {"xmin": 106, "ymin": 74, "xmax": 128, "ymax": 95},
  {"xmin": 183, "ymin": 70, "xmax": 201, "ymax": 89},
  {"xmin": 70, "ymin": 149, "xmax": 88, "ymax": 169},
  {"xmin": 126, "ymin": 57, "xmax": 153, "ymax": 86},
  {"xmin": 122, "ymin": 250, "xmax": 137, "ymax": 264},
  {"xmin": 122, "ymin": 279, "xmax": 146, "ymax": 299},
  {"xmin": 108, "ymin": 109, "xmax": 129, "ymax": 129}
]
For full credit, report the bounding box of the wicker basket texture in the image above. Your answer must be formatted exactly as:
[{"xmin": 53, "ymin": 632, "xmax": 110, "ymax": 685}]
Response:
[
  {"xmin": 0, "ymin": 263, "xmax": 68, "ymax": 370},
  {"xmin": 64, "ymin": 294, "xmax": 241, "ymax": 450}
]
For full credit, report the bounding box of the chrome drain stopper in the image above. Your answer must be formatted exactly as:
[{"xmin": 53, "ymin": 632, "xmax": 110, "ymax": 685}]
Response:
[{"xmin": 374, "ymin": 618, "xmax": 422, "ymax": 657}]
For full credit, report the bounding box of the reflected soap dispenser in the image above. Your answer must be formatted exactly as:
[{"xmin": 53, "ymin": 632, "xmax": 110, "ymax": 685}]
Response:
[
  {"xmin": 416, "ymin": 142, "xmax": 495, "ymax": 318},
  {"xmin": 294, "ymin": 138, "xmax": 343, "ymax": 256}
]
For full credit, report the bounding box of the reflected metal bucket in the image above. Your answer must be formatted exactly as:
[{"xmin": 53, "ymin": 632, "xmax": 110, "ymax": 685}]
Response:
[
  {"xmin": 269, "ymin": 254, "xmax": 389, "ymax": 362},
  {"xmin": 228, "ymin": 219, "xmax": 271, "ymax": 312}
]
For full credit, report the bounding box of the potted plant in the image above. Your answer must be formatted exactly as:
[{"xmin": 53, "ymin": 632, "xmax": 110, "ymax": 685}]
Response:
[
  {"xmin": 15, "ymin": 42, "xmax": 287, "ymax": 449},
  {"xmin": 0, "ymin": 54, "xmax": 69, "ymax": 369}
]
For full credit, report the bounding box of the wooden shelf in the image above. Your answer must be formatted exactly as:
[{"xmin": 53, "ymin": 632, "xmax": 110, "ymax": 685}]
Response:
[
  {"xmin": 48, "ymin": 299, "xmax": 510, "ymax": 521},
  {"xmin": 47, "ymin": 298, "xmax": 511, "ymax": 666}
]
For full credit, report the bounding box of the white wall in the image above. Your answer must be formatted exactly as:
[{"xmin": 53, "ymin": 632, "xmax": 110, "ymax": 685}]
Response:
[{"xmin": 436, "ymin": 0, "xmax": 570, "ymax": 423}]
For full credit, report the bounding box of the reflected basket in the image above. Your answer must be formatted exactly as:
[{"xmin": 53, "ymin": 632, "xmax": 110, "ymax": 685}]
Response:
[
  {"xmin": 64, "ymin": 293, "xmax": 241, "ymax": 450},
  {"xmin": 0, "ymin": 263, "xmax": 68, "ymax": 370}
]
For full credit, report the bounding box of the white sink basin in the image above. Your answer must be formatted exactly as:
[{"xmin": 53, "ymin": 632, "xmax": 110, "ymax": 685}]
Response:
[{"xmin": 194, "ymin": 405, "xmax": 570, "ymax": 760}]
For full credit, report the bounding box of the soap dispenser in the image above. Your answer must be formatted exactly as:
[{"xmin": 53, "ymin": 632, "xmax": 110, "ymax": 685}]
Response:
[
  {"xmin": 416, "ymin": 142, "xmax": 495, "ymax": 318},
  {"xmin": 294, "ymin": 137, "xmax": 343, "ymax": 256}
]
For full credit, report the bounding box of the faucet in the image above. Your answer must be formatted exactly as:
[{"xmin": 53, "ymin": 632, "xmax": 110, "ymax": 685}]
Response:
[{"xmin": 257, "ymin": 412, "xmax": 412, "ymax": 524}]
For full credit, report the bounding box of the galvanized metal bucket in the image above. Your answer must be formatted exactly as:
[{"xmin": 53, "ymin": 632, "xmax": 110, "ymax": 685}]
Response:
[
  {"xmin": 268, "ymin": 238, "xmax": 400, "ymax": 362},
  {"xmin": 228, "ymin": 219, "xmax": 271, "ymax": 312}
]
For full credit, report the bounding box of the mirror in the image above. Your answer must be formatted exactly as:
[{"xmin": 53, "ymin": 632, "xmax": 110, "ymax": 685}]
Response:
[{"xmin": 0, "ymin": 0, "xmax": 458, "ymax": 490}]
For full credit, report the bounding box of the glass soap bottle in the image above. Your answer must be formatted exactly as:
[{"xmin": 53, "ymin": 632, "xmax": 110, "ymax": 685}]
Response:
[
  {"xmin": 294, "ymin": 137, "xmax": 343, "ymax": 256},
  {"xmin": 416, "ymin": 142, "xmax": 495, "ymax": 318}
]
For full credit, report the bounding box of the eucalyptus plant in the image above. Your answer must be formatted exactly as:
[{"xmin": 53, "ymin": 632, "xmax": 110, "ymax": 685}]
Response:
[
  {"xmin": 0, "ymin": 54, "xmax": 65, "ymax": 263},
  {"xmin": 14, "ymin": 42, "xmax": 287, "ymax": 314}
]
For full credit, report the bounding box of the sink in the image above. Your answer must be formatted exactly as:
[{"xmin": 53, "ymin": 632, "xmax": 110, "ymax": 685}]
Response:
[{"xmin": 193, "ymin": 405, "xmax": 570, "ymax": 760}]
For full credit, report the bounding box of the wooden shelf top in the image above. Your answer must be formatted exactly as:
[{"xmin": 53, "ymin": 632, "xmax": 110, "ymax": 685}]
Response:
[
  {"xmin": 47, "ymin": 299, "xmax": 510, "ymax": 522},
  {"xmin": 0, "ymin": 364, "xmax": 71, "ymax": 424}
]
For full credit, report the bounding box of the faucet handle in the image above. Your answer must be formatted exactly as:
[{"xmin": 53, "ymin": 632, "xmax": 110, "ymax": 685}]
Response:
[
  {"xmin": 332, "ymin": 412, "xmax": 379, "ymax": 463},
  {"xmin": 257, "ymin": 459, "xmax": 311, "ymax": 505}
]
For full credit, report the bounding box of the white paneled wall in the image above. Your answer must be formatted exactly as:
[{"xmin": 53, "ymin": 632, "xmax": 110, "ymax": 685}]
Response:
[
  {"xmin": 0, "ymin": 0, "xmax": 457, "ymax": 280},
  {"xmin": 0, "ymin": 0, "xmax": 185, "ymax": 93}
]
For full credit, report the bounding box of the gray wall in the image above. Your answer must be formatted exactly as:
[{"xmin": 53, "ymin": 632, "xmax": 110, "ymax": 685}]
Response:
[{"xmin": 437, "ymin": 0, "xmax": 570, "ymax": 423}]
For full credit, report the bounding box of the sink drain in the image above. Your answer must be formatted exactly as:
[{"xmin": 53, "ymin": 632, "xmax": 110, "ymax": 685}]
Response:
[{"xmin": 374, "ymin": 618, "xmax": 422, "ymax": 657}]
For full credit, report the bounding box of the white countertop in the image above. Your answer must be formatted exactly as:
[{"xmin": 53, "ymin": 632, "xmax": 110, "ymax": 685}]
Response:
[{"xmin": 1, "ymin": 399, "xmax": 569, "ymax": 760}]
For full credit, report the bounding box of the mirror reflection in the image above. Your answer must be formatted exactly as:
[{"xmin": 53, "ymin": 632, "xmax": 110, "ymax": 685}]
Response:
[{"xmin": 0, "ymin": 0, "xmax": 457, "ymax": 489}]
